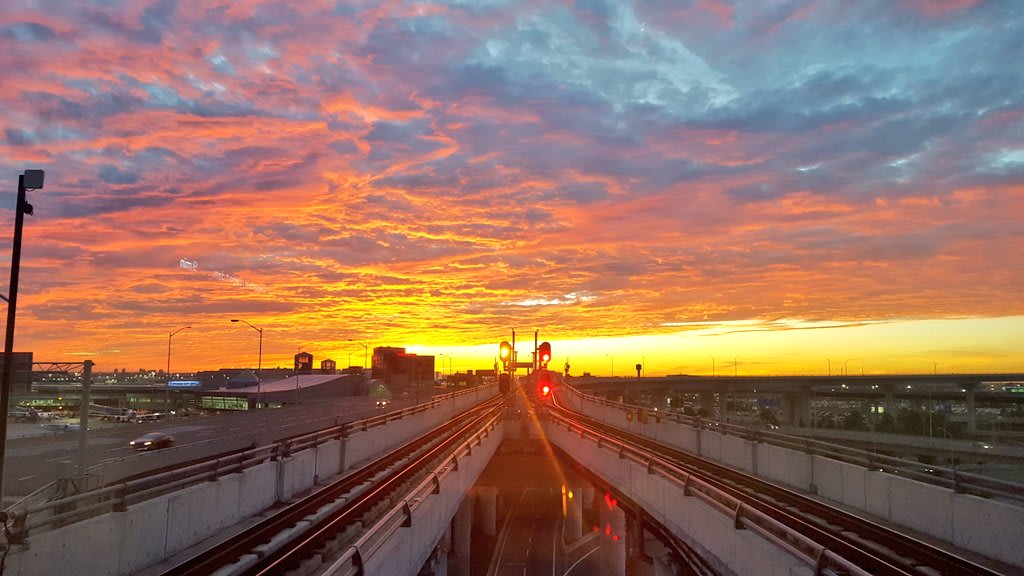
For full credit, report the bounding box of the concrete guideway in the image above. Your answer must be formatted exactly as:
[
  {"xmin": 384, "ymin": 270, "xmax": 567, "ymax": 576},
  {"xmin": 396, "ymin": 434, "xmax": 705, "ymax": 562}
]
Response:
[
  {"xmin": 1, "ymin": 387, "xmax": 497, "ymax": 576},
  {"xmin": 553, "ymin": 385, "xmax": 1024, "ymax": 572}
]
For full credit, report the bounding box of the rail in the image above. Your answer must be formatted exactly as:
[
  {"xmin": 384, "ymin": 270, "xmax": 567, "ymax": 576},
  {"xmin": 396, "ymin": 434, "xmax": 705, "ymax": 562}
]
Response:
[
  {"xmin": 549, "ymin": 400, "xmax": 1008, "ymax": 575},
  {"xmin": 544, "ymin": 405, "xmax": 872, "ymax": 576},
  {"xmin": 319, "ymin": 412, "xmax": 500, "ymax": 576},
  {"xmin": 5, "ymin": 385, "xmax": 495, "ymax": 542},
  {"xmin": 559, "ymin": 384, "xmax": 1024, "ymax": 504}
]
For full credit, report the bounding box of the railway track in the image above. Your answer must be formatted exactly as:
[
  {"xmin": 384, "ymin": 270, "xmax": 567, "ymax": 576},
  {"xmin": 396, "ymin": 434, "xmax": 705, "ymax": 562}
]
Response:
[
  {"xmin": 158, "ymin": 397, "xmax": 501, "ymax": 576},
  {"xmin": 547, "ymin": 398, "xmax": 1003, "ymax": 576}
]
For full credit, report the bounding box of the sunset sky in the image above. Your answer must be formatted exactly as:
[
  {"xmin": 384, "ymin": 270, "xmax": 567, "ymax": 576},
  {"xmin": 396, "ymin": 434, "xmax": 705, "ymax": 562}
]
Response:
[{"xmin": 1, "ymin": 0, "xmax": 1021, "ymax": 376}]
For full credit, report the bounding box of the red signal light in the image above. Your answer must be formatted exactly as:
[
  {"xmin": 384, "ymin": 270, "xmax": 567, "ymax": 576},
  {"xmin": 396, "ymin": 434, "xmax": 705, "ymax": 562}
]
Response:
[
  {"xmin": 542, "ymin": 385, "xmax": 551, "ymax": 396},
  {"xmin": 538, "ymin": 341, "xmax": 552, "ymax": 367}
]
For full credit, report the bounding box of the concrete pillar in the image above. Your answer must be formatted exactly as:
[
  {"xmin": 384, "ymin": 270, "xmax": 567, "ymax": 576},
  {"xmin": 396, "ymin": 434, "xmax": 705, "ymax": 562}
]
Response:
[
  {"xmin": 625, "ymin": 513, "xmax": 653, "ymax": 576},
  {"xmin": 966, "ymin": 384, "xmax": 977, "ymax": 433},
  {"xmin": 780, "ymin": 389, "xmax": 812, "ymax": 427},
  {"xmin": 449, "ymin": 496, "xmax": 473, "ymax": 576},
  {"xmin": 599, "ymin": 496, "xmax": 626, "ymax": 576},
  {"xmin": 477, "ymin": 486, "xmax": 498, "ymax": 537},
  {"xmin": 644, "ymin": 532, "xmax": 673, "ymax": 576},
  {"xmin": 564, "ymin": 483, "xmax": 583, "ymax": 543},
  {"xmin": 582, "ymin": 482, "xmax": 595, "ymax": 513}
]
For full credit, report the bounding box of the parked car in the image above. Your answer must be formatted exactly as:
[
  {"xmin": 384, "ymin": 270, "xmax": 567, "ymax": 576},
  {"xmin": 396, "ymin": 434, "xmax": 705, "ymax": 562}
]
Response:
[{"xmin": 130, "ymin": 432, "xmax": 175, "ymax": 451}]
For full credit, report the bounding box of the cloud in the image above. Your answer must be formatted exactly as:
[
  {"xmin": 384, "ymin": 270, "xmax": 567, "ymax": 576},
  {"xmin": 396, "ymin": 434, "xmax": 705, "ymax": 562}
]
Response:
[{"xmin": 0, "ymin": 0, "xmax": 1020, "ymax": 371}]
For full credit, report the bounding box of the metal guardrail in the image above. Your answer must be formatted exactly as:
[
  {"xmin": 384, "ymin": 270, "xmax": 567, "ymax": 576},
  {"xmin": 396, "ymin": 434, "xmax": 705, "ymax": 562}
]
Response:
[
  {"xmin": 5, "ymin": 386, "xmax": 495, "ymax": 541},
  {"xmin": 320, "ymin": 412, "xmax": 501, "ymax": 576},
  {"xmin": 544, "ymin": 407, "xmax": 872, "ymax": 576},
  {"xmin": 559, "ymin": 384, "xmax": 1024, "ymax": 505}
]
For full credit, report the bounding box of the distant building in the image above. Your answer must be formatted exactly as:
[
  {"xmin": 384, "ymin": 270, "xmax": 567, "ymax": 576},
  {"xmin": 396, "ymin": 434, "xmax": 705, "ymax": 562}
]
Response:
[
  {"xmin": 295, "ymin": 352, "xmax": 313, "ymax": 374},
  {"xmin": 371, "ymin": 347, "xmax": 434, "ymax": 391},
  {"xmin": 320, "ymin": 359, "xmax": 336, "ymax": 374}
]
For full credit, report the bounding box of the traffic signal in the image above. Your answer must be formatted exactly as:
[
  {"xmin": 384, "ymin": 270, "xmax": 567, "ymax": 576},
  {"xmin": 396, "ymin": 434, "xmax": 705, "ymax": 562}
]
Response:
[
  {"xmin": 499, "ymin": 341, "xmax": 512, "ymax": 369},
  {"xmin": 538, "ymin": 341, "xmax": 551, "ymax": 368},
  {"xmin": 498, "ymin": 373, "xmax": 510, "ymax": 394},
  {"xmin": 538, "ymin": 370, "xmax": 553, "ymax": 397}
]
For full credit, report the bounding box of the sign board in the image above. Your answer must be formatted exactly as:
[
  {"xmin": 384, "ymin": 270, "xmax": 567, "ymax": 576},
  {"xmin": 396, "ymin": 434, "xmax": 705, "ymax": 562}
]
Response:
[{"xmin": 168, "ymin": 380, "xmax": 201, "ymax": 388}]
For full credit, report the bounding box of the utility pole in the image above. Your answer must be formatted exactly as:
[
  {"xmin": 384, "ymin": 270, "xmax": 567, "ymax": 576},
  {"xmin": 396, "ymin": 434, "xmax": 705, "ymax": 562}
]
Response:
[{"xmin": 1, "ymin": 170, "xmax": 41, "ymax": 500}]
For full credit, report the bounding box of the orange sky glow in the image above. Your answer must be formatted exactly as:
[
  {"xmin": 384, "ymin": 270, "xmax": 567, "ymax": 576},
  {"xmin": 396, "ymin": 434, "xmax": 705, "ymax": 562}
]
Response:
[{"xmin": 0, "ymin": 0, "xmax": 1021, "ymax": 376}]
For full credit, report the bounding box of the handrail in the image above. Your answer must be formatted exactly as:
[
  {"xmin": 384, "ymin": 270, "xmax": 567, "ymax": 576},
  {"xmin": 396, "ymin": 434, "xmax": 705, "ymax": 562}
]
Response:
[
  {"xmin": 6, "ymin": 385, "xmax": 496, "ymax": 541},
  {"xmin": 544, "ymin": 407, "xmax": 873, "ymax": 576},
  {"xmin": 320, "ymin": 412, "xmax": 501, "ymax": 576},
  {"xmin": 558, "ymin": 384, "xmax": 1024, "ymax": 504}
]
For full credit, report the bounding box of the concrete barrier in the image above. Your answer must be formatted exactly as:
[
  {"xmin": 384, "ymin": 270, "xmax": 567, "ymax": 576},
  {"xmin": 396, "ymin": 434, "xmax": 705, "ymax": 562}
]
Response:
[
  {"xmin": 569, "ymin": 392, "xmax": 1024, "ymax": 569},
  {"xmin": 6, "ymin": 393, "xmax": 497, "ymax": 576},
  {"xmin": 543, "ymin": 419, "xmax": 811, "ymax": 576},
  {"xmin": 363, "ymin": 421, "xmax": 503, "ymax": 575}
]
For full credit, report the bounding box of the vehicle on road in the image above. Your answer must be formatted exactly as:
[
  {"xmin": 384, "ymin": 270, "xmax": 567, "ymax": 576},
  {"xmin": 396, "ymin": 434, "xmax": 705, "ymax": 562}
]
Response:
[
  {"xmin": 375, "ymin": 398, "xmax": 391, "ymax": 408},
  {"xmin": 130, "ymin": 432, "xmax": 175, "ymax": 451}
]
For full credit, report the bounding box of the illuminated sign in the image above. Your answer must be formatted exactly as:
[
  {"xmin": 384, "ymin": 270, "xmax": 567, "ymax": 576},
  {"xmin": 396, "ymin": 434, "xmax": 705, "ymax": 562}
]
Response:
[{"xmin": 168, "ymin": 380, "xmax": 201, "ymax": 388}]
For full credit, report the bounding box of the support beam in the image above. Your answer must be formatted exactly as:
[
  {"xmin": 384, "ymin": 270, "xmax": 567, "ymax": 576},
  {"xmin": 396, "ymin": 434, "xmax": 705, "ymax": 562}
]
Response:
[{"xmin": 449, "ymin": 495, "xmax": 473, "ymax": 576}]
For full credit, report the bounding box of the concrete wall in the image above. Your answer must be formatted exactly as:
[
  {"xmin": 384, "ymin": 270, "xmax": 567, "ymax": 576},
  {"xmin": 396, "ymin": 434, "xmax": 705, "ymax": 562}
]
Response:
[
  {"xmin": 565, "ymin": 391, "xmax": 1024, "ymax": 569},
  {"xmin": 6, "ymin": 392, "xmax": 496, "ymax": 576},
  {"xmin": 362, "ymin": 421, "xmax": 503, "ymax": 575},
  {"xmin": 543, "ymin": 418, "xmax": 812, "ymax": 576}
]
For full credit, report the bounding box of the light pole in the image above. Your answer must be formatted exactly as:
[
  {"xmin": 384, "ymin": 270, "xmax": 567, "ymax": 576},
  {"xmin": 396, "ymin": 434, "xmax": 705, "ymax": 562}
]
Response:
[
  {"xmin": 711, "ymin": 356, "xmax": 716, "ymax": 376},
  {"xmin": 1, "ymin": 169, "xmax": 42, "ymax": 500},
  {"xmin": 827, "ymin": 358, "xmax": 831, "ymax": 376},
  {"xmin": 349, "ymin": 339, "xmax": 368, "ymax": 369},
  {"xmin": 166, "ymin": 326, "xmax": 191, "ymax": 412},
  {"xmin": 295, "ymin": 345, "xmax": 305, "ymax": 404},
  {"xmin": 605, "ymin": 355, "xmax": 614, "ymax": 377},
  {"xmin": 231, "ymin": 319, "xmax": 263, "ymax": 407},
  {"xmin": 734, "ymin": 356, "xmax": 738, "ymax": 377}
]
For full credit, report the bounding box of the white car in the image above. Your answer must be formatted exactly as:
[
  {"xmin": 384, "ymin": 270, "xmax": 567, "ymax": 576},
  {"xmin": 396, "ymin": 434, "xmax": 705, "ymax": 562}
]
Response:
[{"xmin": 375, "ymin": 399, "xmax": 391, "ymax": 408}]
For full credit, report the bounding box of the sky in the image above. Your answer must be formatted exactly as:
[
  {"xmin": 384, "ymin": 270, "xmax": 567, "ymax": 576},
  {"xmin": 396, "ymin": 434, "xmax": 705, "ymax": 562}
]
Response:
[{"xmin": 0, "ymin": 0, "xmax": 1022, "ymax": 376}]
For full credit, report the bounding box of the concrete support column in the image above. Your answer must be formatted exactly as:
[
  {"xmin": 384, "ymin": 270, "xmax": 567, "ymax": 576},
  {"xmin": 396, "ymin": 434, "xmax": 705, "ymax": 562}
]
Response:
[
  {"xmin": 625, "ymin": 513, "xmax": 653, "ymax": 576},
  {"xmin": 476, "ymin": 486, "xmax": 498, "ymax": 537},
  {"xmin": 966, "ymin": 384, "xmax": 977, "ymax": 434},
  {"xmin": 582, "ymin": 482, "xmax": 595, "ymax": 513},
  {"xmin": 780, "ymin": 389, "xmax": 812, "ymax": 427},
  {"xmin": 448, "ymin": 496, "xmax": 473, "ymax": 576},
  {"xmin": 564, "ymin": 483, "xmax": 583, "ymax": 543},
  {"xmin": 599, "ymin": 496, "xmax": 626, "ymax": 576}
]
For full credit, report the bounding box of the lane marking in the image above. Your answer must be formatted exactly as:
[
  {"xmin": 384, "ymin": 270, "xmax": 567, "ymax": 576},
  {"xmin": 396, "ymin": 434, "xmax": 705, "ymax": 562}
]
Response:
[
  {"xmin": 493, "ymin": 488, "xmax": 529, "ymax": 570},
  {"xmin": 562, "ymin": 546, "xmax": 599, "ymax": 576}
]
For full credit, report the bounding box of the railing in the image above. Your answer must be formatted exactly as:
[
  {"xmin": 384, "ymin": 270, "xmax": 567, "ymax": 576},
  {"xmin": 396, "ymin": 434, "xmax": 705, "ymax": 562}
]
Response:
[
  {"xmin": 5, "ymin": 385, "xmax": 495, "ymax": 542},
  {"xmin": 320, "ymin": 412, "xmax": 501, "ymax": 576},
  {"xmin": 544, "ymin": 407, "xmax": 872, "ymax": 576},
  {"xmin": 558, "ymin": 384, "xmax": 1024, "ymax": 505}
]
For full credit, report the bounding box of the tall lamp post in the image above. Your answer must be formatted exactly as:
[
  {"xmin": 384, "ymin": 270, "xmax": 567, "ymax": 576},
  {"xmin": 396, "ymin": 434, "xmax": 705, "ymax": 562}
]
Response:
[
  {"xmin": 166, "ymin": 326, "xmax": 191, "ymax": 412},
  {"xmin": 0, "ymin": 169, "xmax": 42, "ymax": 501},
  {"xmin": 605, "ymin": 354, "xmax": 614, "ymax": 377},
  {"xmin": 349, "ymin": 339, "xmax": 368, "ymax": 369},
  {"xmin": 231, "ymin": 319, "xmax": 263, "ymax": 407}
]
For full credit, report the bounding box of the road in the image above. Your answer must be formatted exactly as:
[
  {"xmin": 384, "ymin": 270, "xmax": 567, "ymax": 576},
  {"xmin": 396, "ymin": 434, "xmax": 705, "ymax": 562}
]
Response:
[
  {"xmin": 492, "ymin": 488, "xmax": 560, "ymax": 576},
  {"xmin": 2, "ymin": 395, "xmax": 412, "ymax": 501}
]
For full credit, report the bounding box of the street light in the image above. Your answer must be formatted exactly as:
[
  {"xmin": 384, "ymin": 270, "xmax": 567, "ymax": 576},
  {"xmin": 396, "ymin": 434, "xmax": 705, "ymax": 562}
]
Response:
[
  {"xmin": 166, "ymin": 326, "xmax": 191, "ymax": 412},
  {"xmin": 1, "ymin": 169, "xmax": 42, "ymax": 500},
  {"xmin": 349, "ymin": 339, "xmax": 368, "ymax": 369},
  {"xmin": 231, "ymin": 319, "xmax": 263, "ymax": 407},
  {"xmin": 605, "ymin": 354, "xmax": 614, "ymax": 377}
]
